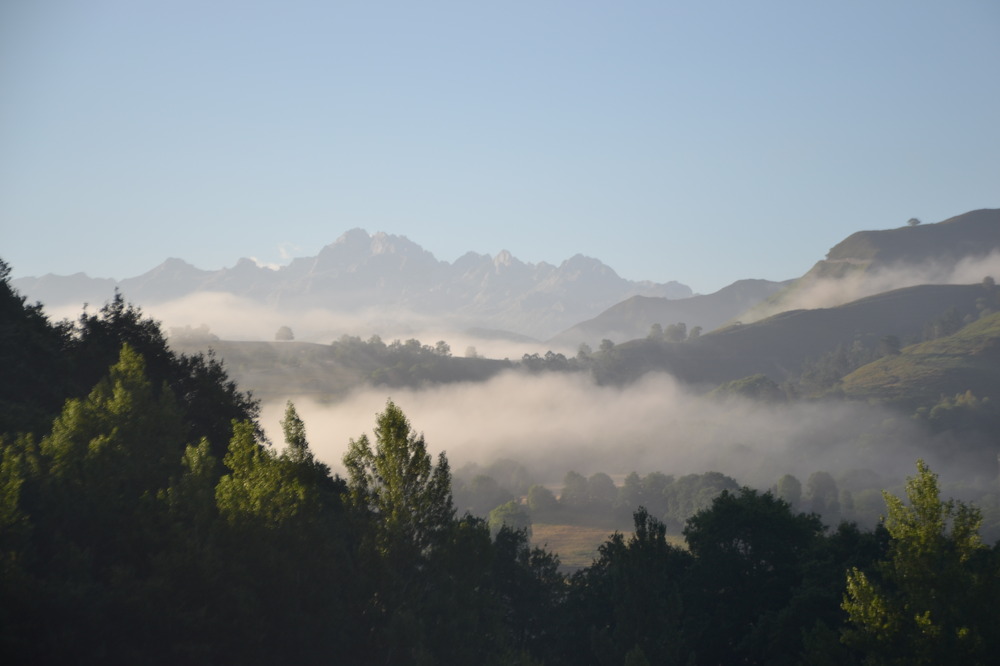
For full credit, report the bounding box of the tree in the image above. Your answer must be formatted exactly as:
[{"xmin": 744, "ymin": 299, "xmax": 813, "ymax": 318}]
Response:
[
  {"xmin": 343, "ymin": 400, "xmax": 454, "ymax": 561},
  {"xmin": 842, "ymin": 460, "xmax": 997, "ymax": 665},
  {"xmin": 664, "ymin": 322, "xmax": 687, "ymax": 342},
  {"xmin": 0, "ymin": 259, "xmax": 71, "ymax": 437},
  {"xmin": 560, "ymin": 470, "xmax": 590, "ymax": 509},
  {"xmin": 275, "ymin": 325, "xmax": 294, "ymax": 341},
  {"xmin": 683, "ymin": 488, "xmax": 825, "ymax": 663},
  {"xmin": 588, "ymin": 472, "xmax": 618, "ymax": 507},
  {"xmin": 488, "ymin": 500, "xmax": 532, "ymax": 538},
  {"xmin": 879, "ymin": 334, "xmax": 902, "ymax": 357},
  {"xmin": 527, "ymin": 484, "xmax": 558, "ymax": 514},
  {"xmin": 775, "ymin": 473, "xmax": 802, "ymax": 510},
  {"xmin": 805, "ymin": 470, "xmax": 840, "ymax": 520},
  {"xmin": 564, "ymin": 509, "xmax": 693, "ymax": 665},
  {"xmin": 457, "ymin": 474, "xmax": 513, "ymax": 517},
  {"xmin": 907, "ymin": 217, "xmax": 921, "ymax": 227}
]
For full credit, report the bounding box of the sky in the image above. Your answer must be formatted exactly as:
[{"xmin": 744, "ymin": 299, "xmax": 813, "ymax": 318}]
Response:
[{"xmin": 2, "ymin": 1, "xmax": 998, "ymax": 295}]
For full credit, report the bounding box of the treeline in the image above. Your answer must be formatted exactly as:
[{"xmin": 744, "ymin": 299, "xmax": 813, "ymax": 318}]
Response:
[
  {"xmin": 329, "ymin": 334, "xmax": 511, "ymax": 387},
  {"xmin": 459, "ymin": 461, "xmax": 1000, "ymax": 547},
  {"xmin": 3, "ymin": 266, "xmax": 1000, "ymax": 664}
]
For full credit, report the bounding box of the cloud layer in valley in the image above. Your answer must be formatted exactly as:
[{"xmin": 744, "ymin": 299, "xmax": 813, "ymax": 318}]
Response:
[
  {"xmin": 257, "ymin": 370, "xmax": 962, "ymax": 492},
  {"xmin": 45, "ymin": 291, "xmax": 571, "ymax": 360},
  {"xmin": 747, "ymin": 252, "xmax": 1000, "ymax": 322}
]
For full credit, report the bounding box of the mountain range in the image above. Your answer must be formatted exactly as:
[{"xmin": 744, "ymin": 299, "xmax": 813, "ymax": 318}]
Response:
[
  {"xmin": 12, "ymin": 210, "xmax": 1000, "ymax": 351},
  {"xmin": 13, "ymin": 229, "xmax": 692, "ymax": 340}
]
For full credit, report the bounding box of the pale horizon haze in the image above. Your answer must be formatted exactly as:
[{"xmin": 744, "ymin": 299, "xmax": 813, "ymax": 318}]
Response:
[{"xmin": 2, "ymin": 1, "xmax": 998, "ymax": 294}]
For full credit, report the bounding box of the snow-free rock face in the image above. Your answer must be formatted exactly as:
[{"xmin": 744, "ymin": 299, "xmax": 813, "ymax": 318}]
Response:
[{"xmin": 12, "ymin": 229, "xmax": 692, "ymax": 339}]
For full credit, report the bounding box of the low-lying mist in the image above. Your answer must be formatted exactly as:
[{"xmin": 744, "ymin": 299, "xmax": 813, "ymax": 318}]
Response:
[
  {"xmin": 46, "ymin": 291, "xmax": 570, "ymax": 360},
  {"xmin": 257, "ymin": 370, "xmax": 970, "ymax": 492},
  {"xmin": 746, "ymin": 251, "xmax": 1000, "ymax": 322}
]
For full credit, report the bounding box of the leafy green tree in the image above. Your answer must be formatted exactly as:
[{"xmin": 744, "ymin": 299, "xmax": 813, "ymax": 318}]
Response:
[
  {"xmin": 342, "ymin": 400, "xmax": 456, "ymax": 662},
  {"xmin": 70, "ymin": 292, "xmax": 258, "ymax": 457},
  {"xmin": 664, "ymin": 322, "xmax": 687, "ymax": 342},
  {"xmin": 878, "ymin": 334, "xmax": 901, "ymax": 357},
  {"xmin": 489, "ymin": 526, "xmax": 565, "ymax": 663},
  {"xmin": 806, "ymin": 470, "xmax": 840, "ymax": 521},
  {"xmin": 41, "ymin": 344, "xmax": 186, "ymax": 542},
  {"xmin": 664, "ymin": 471, "xmax": 738, "ymax": 527},
  {"xmin": 343, "ymin": 399, "xmax": 454, "ymax": 559},
  {"xmin": 842, "ymin": 460, "xmax": 997, "ymax": 665},
  {"xmin": 683, "ymin": 488, "xmax": 825, "ymax": 663},
  {"xmin": 617, "ymin": 471, "xmax": 645, "ymax": 514},
  {"xmin": 564, "ymin": 509, "xmax": 693, "ymax": 665},
  {"xmin": 560, "ymin": 470, "xmax": 590, "ymax": 510},
  {"xmin": 588, "ymin": 472, "xmax": 617, "ymax": 507},
  {"xmin": 212, "ymin": 406, "xmax": 356, "ymax": 665},
  {"xmin": 489, "ymin": 500, "xmax": 532, "ymax": 538},
  {"xmin": 0, "ymin": 259, "xmax": 71, "ymax": 437},
  {"xmin": 455, "ymin": 473, "xmax": 514, "ymax": 517},
  {"xmin": 775, "ymin": 473, "xmax": 803, "ymax": 510},
  {"xmin": 527, "ymin": 484, "xmax": 558, "ymax": 515},
  {"xmin": 7, "ymin": 345, "xmax": 191, "ymax": 663}
]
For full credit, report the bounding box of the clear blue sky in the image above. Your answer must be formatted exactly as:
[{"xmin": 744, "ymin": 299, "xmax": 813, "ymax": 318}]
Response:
[{"xmin": 2, "ymin": 1, "xmax": 998, "ymax": 294}]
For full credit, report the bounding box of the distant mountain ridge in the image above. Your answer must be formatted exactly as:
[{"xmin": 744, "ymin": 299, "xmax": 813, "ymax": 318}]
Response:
[{"xmin": 12, "ymin": 229, "xmax": 692, "ymax": 340}]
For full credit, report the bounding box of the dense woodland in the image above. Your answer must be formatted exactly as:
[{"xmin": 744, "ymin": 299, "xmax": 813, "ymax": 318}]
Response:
[{"xmin": 3, "ymin": 260, "xmax": 1000, "ymax": 665}]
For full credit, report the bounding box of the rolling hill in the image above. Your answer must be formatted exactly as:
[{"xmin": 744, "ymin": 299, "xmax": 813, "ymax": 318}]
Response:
[
  {"xmin": 841, "ymin": 310, "xmax": 1000, "ymax": 405},
  {"xmin": 548, "ymin": 278, "xmax": 790, "ymax": 348},
  {"xmin": 742, "ymin": 209, "xmax": 1000, "ymax": 322},
  {"xmin": 593, "ymin": 282, "xmax": 996, "ymax": 387}
]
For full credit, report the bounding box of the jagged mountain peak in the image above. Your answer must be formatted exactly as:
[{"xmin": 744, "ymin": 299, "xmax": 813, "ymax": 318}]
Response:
[
  {"xmin": 493, "ymin": 250, "xmax": 515, "ymax": 269},
  {"xmin": 333, "ymin": 227, "xmax": 372, "ymax": 246},
  {"xmin": 560, "ymin": 253, "xmax": 616, "ymax": 276},
  {"xmin": 138, "ymin": 257, "xmax": 204, "ymax": 278}
]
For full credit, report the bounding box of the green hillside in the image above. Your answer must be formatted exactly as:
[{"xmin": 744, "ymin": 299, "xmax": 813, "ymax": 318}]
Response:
[
  {"xmin": 826, "ymin": 208, "xmax": 1000, "ymax": 264},
  {"xmin": 595, "ymin": 283, "xmax": 993, "ymax": 387},
  {"xmin": 842, "ymin": 311, "xmax": 1000, "ymax": 404}
]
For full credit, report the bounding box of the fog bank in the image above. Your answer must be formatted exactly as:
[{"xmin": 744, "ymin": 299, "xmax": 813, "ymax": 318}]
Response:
[
  {"xmin": 258, "ymin": 370, "xmax": 955, "ymax": 490},
  {"xmin": 747, "ymin": 252, "xmax": 1000, "ymax": 322}
]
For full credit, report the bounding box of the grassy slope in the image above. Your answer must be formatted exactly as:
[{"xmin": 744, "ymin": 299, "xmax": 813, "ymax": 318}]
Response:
[
  {"xmin": 602, "ymin": 283, "xmax": 990, "ymax": 386},
  {"xmin": 842, "ymin": 311, "xmax": 1000, "ymax": 404}
]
